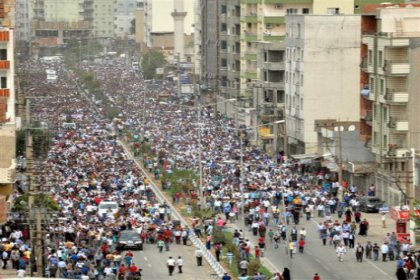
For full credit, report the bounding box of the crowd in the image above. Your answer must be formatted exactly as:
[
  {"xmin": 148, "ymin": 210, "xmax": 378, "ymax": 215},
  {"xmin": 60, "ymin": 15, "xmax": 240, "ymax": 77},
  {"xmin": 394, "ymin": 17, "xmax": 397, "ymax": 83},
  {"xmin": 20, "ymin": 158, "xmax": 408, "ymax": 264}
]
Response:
[
  {"xmin": 3, "ymin": 56, "xmax": 417, "ymax": 280},
  {"xmin": 0, "ymin": 59, "xmax": 191, "ymax": 279}
]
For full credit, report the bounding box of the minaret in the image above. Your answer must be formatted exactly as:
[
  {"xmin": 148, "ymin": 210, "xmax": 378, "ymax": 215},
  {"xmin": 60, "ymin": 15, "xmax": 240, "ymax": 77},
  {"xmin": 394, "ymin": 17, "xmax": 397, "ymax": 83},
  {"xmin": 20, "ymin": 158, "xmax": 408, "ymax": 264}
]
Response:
[{"xmin": 171, "ymin": 0, "xmax": 187, "ymax": 61}]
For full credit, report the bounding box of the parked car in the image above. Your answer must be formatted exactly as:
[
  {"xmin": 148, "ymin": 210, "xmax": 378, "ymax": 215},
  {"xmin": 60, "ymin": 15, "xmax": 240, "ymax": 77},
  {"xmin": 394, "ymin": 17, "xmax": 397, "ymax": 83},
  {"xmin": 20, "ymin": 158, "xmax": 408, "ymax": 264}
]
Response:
[
  {"xmin": 97, "ymin": 200, "xmax": 119, "ymax": 218},
  {"xmin": 359, "ymin": 196, "xmax": 385, "ymax": 213},
  {"xmin": 116, "ymin": 230, "xmax": 143, "ymax": 251}
]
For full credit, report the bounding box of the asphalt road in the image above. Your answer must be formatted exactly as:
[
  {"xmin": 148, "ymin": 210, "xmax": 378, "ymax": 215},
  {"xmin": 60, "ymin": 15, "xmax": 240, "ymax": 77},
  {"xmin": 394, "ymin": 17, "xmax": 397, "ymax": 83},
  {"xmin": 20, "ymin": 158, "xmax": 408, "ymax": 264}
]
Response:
[
  {"xmin": 126, "ymin": 242, "xmax": 216, "ymax": 280},
  {"xmin": 232, "ymin": 215, "xmax": 396, "ymax": 280}
]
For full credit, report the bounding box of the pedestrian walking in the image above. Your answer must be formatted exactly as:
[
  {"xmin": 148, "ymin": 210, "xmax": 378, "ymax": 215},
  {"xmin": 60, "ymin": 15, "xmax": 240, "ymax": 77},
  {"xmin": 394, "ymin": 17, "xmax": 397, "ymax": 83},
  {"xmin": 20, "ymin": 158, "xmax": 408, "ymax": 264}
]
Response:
[
  {"xmin": 157, "ymin": 239, "xmax": 164, "ymax": 253},
  {"xmin": 167, "ymin": 256, "xmax": 175, "ymax": 276},
  {"xmin": 195, "ymin": 248, "xmax": 203, "ymax": 266},
  {"xmin": 336, "ymin": 243, "xmax": 346, "ymax": 262},
  {"xmin": 381, "ymin": 243, "xmax": 389, "ymax": 262},
  {"xmin": 373, "ymin": 243, "xmax": 380, "ymax": 261},
  {"xmin": 313, "ymin": 273, "xmax": 321, "ymax": 280},
  {"xmin": 355, "ymin": 243, "xmax": 364, "ymax": 262},
  {"xmin": 298, "ymin": 238, "xmax": 305, "ymax": 253},
  {"xmin": 177, "ymin": 256, "xmax": 183, "ymax": 274},
  {"xmin": 365, "ymin": 241, "xmax": 373, "ymax": 259}
]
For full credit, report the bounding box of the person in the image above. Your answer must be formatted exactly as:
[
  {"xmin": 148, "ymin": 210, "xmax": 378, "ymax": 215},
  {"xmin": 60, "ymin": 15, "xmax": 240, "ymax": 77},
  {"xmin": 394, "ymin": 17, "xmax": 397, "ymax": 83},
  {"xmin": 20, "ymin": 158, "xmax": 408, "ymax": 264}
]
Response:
[
  {"xmin": 381, "ymin": 213, "xmax": 386, "ymax": 228},
  {"xmin": 373, "ymin": 243, "xmax": 380, "ymax": 261},
  {"xmin": 288, "ymin": 240, "xmax": 295, "ymax": 258},
  {"xmin": 298, "ymin": 238, "xmax": 305, "ymax": 253},
  {"xmin": 355, "ymin": 243, "xmax": 364, "ymax": 262},
  {"xmin": 345, "ymin": 208, "xmax": 353, "ymax": 223},
  {"xmin": 157, "ymin": 239, "xmax": 164, "ymax": 253},
  {"xmin": 176, "ymin": 256, "xmax": 183, "ymax": 274},
  {"xmin": 239, "ymin": 259, "xmax": 248, "ymax": 275},
  {"xmin": 195, "ymin": 248, "xmax": 203, "ymax": 266},
  {"xmin": 365, "ymin": 241, "xmax": 373, "ymax": 259},
  {"xmin": 336, "ymin": 243, "xmax": 346, "ymax": 262},
  {"xmin": 396, "ymin": 266, "xmax": 407, "ymax": 280},
  {"xmin": 17, "ymin": 268, "xmax": 26, "ymax": 278},
  {"xmin": 282, "ymin": 267, "xmax": 291, "ymax": 280},
  {"xmin": 381, "ymin": 243, "xmax": 389, "ymax": 262},
  {"xmin": 167, "ymin": 256, "xmax": 175, "ymax": 276},
  {"xmin": 359, "ymin": 219, "xmax": 369, "ymax": 236},
  {"xmin": 222, "ymin": 273, "xmax": 232, "ymax": 280},
  {"xmin": 313, "ymin": 273, "xmax": 321, "ymax": 280}
]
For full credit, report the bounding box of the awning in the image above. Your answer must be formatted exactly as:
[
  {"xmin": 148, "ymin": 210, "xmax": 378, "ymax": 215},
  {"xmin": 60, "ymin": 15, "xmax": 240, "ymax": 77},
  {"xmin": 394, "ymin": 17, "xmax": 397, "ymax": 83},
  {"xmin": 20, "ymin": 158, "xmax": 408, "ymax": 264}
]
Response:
[
  {"xmin": 291, "ymin": 153, "xmax": 322, "ymax": 164},
  {"xmin": 346, "ymin": 162, "xmax": 377, "ymax": 174}
]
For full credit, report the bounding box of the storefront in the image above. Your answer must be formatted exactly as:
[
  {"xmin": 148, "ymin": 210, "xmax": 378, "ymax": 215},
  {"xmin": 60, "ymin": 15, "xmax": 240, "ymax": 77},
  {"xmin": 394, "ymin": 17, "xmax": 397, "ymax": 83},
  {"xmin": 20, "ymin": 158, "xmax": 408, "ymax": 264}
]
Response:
[{"xmin": 390, "ymin": 206, "xmax": 411, "ymax": 243}]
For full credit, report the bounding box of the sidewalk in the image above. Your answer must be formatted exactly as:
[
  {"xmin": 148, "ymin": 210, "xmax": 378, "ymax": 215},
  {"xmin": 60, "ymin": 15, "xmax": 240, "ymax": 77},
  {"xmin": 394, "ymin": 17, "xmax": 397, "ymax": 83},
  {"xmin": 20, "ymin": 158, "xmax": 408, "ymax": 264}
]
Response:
[{"xmin": 1, "ymin": 267, "xmax": 19, "ymax": 278}]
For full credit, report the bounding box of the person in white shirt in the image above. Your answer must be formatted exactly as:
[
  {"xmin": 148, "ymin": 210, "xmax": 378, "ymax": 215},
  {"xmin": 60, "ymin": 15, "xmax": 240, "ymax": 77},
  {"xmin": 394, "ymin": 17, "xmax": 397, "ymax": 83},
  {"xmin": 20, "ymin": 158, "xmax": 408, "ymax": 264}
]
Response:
[
  {"xmin": 336, "ymin": 244, "xmax": 346, "ymax": 262},
  {"xmin": 167, "ymin": 256, "xmax": 176, "ymax": 276},
  {"xmin": 17, "ymin": 268, "xmax": 26, "ymax": 278},
  {"xmin": 176, "ymin": 256, "xmax": 183, "ymax": 274}
]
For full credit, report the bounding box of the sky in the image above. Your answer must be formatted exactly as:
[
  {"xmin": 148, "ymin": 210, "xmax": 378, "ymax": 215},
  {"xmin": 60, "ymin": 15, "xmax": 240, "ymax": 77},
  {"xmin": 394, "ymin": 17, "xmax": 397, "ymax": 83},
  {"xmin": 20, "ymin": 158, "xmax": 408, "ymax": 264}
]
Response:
[{"xmin": 151, "ymin": 0, "xmax": 196, "ymax": 34}]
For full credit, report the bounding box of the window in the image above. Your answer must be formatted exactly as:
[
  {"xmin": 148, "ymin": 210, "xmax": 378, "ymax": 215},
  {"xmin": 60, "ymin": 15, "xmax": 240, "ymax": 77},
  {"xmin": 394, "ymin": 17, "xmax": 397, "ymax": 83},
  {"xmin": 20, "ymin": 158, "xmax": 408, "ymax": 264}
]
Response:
[
  {"xmin": 302, "ymin": 8, "xmax": 310, "ymax": 14},
  {"xmin": 297, "ymin": 24, "xmax": 301, "ymax": 38},
  {"xmin": 221, "ymin": 23, "xmax": 227, "ymax": 32},
  {"xmin": 368, "ymin": 50, "xmax": 373, "ymax": 65},
  {"xmin": 369, "ymin": 77, "xmax": 375, "ymax": 93},
  {"xmin": 380, "ymin": 79, "xmax": 385, "ymax": 95},
  {"xmin": 0, "ymin": 49, "xmax": 7, "ymax": 60},
  {"xmin": 378, "ymin": 51, "xmax": 383, "ymax": 67},
  {"xmin": 221, "ymin": 59, "xmax": 227, "ymax": 68},
  {"xmin": 286, "ymin": 9, "xmax": 298, "ymax": 15},
  {"xmin": 220, "ymin": 41, "xmax": 227, "ymax": 50},
  {"xmin": 221, "ymin": 5, "xmax": 227, "ymax": 14},
  {"xmin": 327, "ymin": 8, "xmax": 340, "ymax": 15},
  {"xmin": 1, "ymin": 77, "xmax": 6, "ymax": 88}
]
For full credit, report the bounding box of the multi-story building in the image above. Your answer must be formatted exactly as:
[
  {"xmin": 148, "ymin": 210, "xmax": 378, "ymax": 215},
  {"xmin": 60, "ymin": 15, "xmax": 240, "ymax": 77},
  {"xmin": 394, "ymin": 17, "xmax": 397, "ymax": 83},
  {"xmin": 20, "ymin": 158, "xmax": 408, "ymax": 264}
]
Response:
[
  {"xmin": 0, "ymin": 2, "xmax": 16, "ymax": 201},
  {"xmin": 92, "ymin": 0, "xmax": 115, "ymax": 38},
  {"xmin": 216, "ymin": 0, "xmax": 241, "ymax": 116},
  {"xmin": 196, "ymin": 0, "xmax": 219, "ymax": 97},
  {"xmin": 361, "ymin": 4, "xmax": 420, "ymax": 205},
  {"xmin": 15, "ymin": 0, "xmax": 30, "ymax": 41},
  {"xmin": 285, "ymin": 15, "xmax": 361, "ymax": 155},
  {"xmin": 114, "ymin": 0, "xmax": 137, "ymax": 38}
]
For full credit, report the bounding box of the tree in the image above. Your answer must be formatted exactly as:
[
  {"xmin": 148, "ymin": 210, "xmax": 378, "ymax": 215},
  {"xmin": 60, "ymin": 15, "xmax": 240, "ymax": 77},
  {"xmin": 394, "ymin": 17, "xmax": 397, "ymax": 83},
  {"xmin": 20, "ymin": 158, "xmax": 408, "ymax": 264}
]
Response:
[
  {"xmin": 130, "ymin": 19, "xmax": 136, "ymax": 35},
  {"xmin": 141, "ymin": 49, "xmax": 167, "ymax": 79}
]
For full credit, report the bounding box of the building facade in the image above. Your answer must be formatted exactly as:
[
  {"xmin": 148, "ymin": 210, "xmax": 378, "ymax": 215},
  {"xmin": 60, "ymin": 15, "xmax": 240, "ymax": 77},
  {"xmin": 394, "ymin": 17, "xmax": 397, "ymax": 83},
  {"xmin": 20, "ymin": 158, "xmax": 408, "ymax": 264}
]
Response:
[
  {"xmin": 15, "ymin": 0, "xmax": 30, "ymax": 41},
  {"xmin": 114, "ymin": 0, "xmax": 137, "ymax": 38},
  {"xmin": 92, "ymin": 0, "xmax": 115, "ymax": 38},
  {"xmin": 285, "ymin": 15, "xmax": 361, "ymax": 155},
  {"xmin": 361, "ymin": 5, "xmax": 420, "ymax": 205},
  {"xmin": 0, "ymin": 1, "xmax": 16, "ymax": 199}
]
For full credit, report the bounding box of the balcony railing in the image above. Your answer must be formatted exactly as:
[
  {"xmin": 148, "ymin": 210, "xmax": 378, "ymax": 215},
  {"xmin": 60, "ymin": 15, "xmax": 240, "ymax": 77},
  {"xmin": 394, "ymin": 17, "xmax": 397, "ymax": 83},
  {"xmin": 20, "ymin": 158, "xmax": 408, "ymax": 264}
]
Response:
[
  {"xmin": 0, "ymin": 60, "xmax": 10, "ymax": 69},
  {"xmin": 0, "ymin": 160, "xmax": 16, "ymax": 184},
  {"xmin": 383, "ymin": 60, "xmax": 410, "ymax": 75},
  {"xmin": 0, "ymin": 88, "xmax": 9, "ymax": 97},
  {"xmin": 0, "ymin": 31, "xmax": 9, "ymax": 41},
  {"xmin": 384, "ymin": 88, "xmax": 408, "ymax": 103}
]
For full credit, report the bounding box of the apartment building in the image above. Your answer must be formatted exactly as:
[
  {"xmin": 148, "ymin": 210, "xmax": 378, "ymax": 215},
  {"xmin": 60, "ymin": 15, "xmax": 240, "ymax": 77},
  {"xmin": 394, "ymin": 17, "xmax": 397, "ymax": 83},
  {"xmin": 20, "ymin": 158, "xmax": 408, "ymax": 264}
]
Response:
[
  {"xmin": 92, "ymin": 0, "xmax": 115, "ymax": 38},
  {"xmin": 361, "ymin": 4, "xmax": 420, "ymax": 205},
  {"xmin": 15, "ymin": 0, "xmax": 30, "ymax": 41},
  {"xmin": 0, "ymin": 2, "xmax": 16, "ymax": 200},
  {"xmin": 114, "ymin": 0, "xmax": 136, "ymax": 38},
  {"xmin": 285, "ymin": 15, "xmax": 361, "ymax": 155},
  {"xmin": 217, "ymin": 0, "xmax": 241, "ymax": 117}
]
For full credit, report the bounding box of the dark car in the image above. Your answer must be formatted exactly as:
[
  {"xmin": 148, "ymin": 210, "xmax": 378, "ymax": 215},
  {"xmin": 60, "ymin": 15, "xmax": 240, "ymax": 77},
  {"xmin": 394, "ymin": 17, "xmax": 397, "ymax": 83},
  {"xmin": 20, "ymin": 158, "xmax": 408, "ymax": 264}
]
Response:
[
  {"xmin": 359, "ymin": 197, "xmax": 385, "ymax": 213},
  {"xmin": 116, "ymin": 230, "xmax": 143, "ymax": 251}
]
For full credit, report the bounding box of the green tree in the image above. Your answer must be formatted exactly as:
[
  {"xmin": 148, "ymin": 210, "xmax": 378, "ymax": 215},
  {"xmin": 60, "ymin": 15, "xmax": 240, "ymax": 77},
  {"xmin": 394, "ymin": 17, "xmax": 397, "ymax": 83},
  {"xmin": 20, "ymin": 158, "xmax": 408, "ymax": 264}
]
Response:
[
  {"xmin": 130, "ymin": 19, "xmax": 136, "ymax": 35},
  {"xmin": 141, "ymin": 49, "xmax": 167, "ymax": 79}
]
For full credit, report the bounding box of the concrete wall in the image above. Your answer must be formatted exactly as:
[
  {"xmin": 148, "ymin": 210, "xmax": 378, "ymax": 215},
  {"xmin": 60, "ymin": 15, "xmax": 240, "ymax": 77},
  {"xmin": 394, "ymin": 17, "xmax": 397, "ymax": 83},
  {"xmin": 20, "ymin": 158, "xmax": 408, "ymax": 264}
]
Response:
[
  {"xmin": 286, "ymin": 15, "xmax": 361, "ymax": 154},
  {"xmin": 378, "ymin": 7, "xmax": 420, "ymax": 33},
  {"xmin": 313, "ymin": 0, "xmax": 354, "ymax": 15},
  {"xmin": 43, "ymin": 0, "xmax": 81, "ymax": 22},
  {"xmin": 135, "ymin": 9, "xmax": 145, "ymax": 44},
  {"xmin": 409, "ymin": 39, "xmax": 420, "ymax": 151}
]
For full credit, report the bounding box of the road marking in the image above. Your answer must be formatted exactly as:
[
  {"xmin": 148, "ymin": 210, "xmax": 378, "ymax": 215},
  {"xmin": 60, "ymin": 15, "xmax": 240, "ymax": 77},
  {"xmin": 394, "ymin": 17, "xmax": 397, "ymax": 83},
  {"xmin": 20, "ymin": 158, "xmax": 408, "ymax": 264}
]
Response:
[
  {"xmin": 144, "ymin": 256, "xmax": 148, "ymax": 262},
  {"xmin": 148, "ymin": 263, "xmax": 152, "ymax": 267},
  {"xmin": 366, "ymin": 259, "xmax": 393, "ymax": 279},
  {"xmin": 323, "ymin": 265, "xmax": 330, "ymax": 271},
  {"xmin": 315, "ymin": 258, "xmax": 321, "ymax": 263}
]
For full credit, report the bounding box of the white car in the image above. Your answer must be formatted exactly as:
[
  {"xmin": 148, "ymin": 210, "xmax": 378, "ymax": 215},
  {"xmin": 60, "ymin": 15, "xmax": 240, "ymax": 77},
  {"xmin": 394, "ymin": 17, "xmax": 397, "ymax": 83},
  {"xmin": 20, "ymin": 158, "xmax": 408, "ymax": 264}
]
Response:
[{"xmin": 97, "ymin": 201, "xmax": 119, "ymax": 218}]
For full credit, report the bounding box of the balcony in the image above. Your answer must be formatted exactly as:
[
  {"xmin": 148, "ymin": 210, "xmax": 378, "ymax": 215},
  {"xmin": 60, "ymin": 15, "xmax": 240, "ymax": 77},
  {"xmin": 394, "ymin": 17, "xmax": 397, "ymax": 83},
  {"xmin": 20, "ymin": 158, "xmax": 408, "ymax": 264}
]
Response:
[
  {"xmin": 244, "ymin": 15, "xmax": 258, "ymax": 23},
  {"xmin": 383, "ymin": 60, "xmax": 410, "ymax": 75},
  {"xmin": 263, "ymin": 35, "xmax": 285, "ymax": 42},
  {"xmin": 245, "ymin": 53, "xmax": 257, "ymax": 60},
  {"xmin": 0, "ymin": 88, "xmax": 9, "ymax": 97},
  {"xmin": 360, "ymin": 58, "xmax": 368, "ymax": 71},
  {"xmin": 0, "ymin": 60, "xmax": 9, "ymax": 69},
  {"xmin": 294, "ymin": 60, "xmax": 303, "ymax": 72},
  {"xmin": 0, "ymin": 160, "xmax": 16, "ymax": 184},
  {"xmin": 386, "ymin": 147, "xmax": 410, "ymax": 158},
  {"xmin": 263, "ymin": 61, "xmax": 284, "ymax": 71},
  {"xmin": 263, "ymin": 81, "xmax": 284, "ymax": 90},
  {"xmin": 384, "ymin": 89, "xmax": 408, "ymax": 103},
  {"xmin": 245, "ymin": 34, "xmax": 258, "ymax": 42},
  {"xmin": 0, "ymin": 31, "xmax": 9, "ymax": 41},
  {"xmin": 264, "ymin": 16, "xmax": 285, "ymax": 24},
  {"xmin": 388, "ymin": 118, "xmax": 409, "ymax": 132},
  {"xmin": 244, "ymin": 71, "xmax": 257, "ymax": 80}
]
